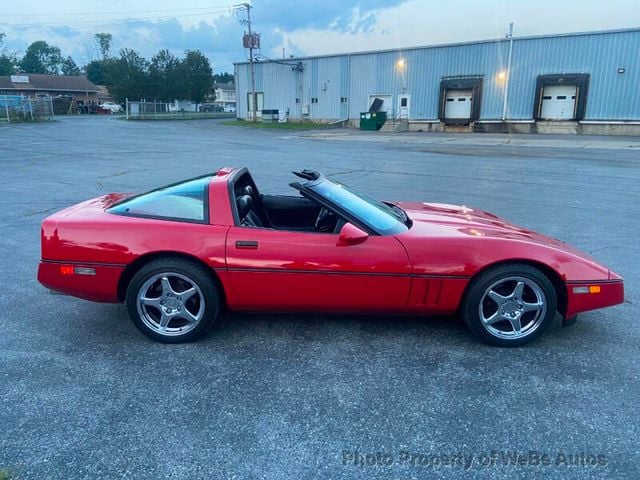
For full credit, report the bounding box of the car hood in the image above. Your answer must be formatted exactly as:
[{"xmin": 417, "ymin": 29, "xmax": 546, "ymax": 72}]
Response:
[{"xmin": 396, "ymin": 201, "xmax": 599, "ymax": 261}]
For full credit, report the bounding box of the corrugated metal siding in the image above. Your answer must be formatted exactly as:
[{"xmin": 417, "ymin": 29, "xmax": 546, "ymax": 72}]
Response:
[
  {"xmin": 508, "ymin": 30, "xmax": 640, "ymax": 120},
  {"xmin": 234, "ymin": 64, "xmax": 246, "ymax": 116},
  {"xmin": 236, "ymin": 29, "xmax": 640, "ymax": 121}
]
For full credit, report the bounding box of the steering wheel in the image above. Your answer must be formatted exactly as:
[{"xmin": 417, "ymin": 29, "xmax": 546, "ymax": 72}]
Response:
[{"xmin": 315, "ymin": 207, "xmax": 336, "ymax": 233}]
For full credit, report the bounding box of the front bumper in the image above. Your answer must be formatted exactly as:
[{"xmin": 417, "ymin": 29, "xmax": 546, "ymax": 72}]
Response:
[{"xmin": 565, "ymin": 277, "xmax": 624, "ymax": 319}]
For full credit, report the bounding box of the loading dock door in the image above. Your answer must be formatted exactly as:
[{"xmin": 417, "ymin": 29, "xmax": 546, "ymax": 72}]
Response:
[
  {"xmin": 540, "ymin": 85, "xmax": 577, "ymax": 120},
  {"xmin": 444, "ymin": 89, "xmax": 473, "ymax": 120}
]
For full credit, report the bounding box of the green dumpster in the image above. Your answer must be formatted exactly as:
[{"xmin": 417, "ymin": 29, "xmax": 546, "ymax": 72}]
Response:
[{"xmin": 359, "ymin": 111, "xmax": 387, "ymax": 130}]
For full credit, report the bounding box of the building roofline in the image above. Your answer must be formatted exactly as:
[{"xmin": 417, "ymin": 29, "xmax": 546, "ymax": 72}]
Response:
[
  {"xmin": 0, "ymin": 87, "xmax": 100, "ymax": 93},
  {"xmin": 233, "ymin": 26, "xmax": 640, "ymax": 66}
]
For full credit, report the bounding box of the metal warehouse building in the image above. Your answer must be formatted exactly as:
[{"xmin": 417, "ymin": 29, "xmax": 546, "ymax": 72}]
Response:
[{"xmin": 234, "ymin": 27, "xmax": 640, "ymax": 135}]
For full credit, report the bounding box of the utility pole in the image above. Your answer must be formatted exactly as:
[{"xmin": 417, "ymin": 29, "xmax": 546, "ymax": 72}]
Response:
[
  {"xmin": 237, "ymin": 3, "xmax": 258, "ymax": 122},
  {"xmin": 501, "ymin": 22, "xmax": 514, "ymax": 122}
]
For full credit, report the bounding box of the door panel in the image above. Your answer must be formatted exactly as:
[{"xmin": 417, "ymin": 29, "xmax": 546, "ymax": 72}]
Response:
[
  {"xmin": 225, "ymin": 227, "xmax": 411, "ymax": 311},
  {"xmin": 445, "ymin": 89, "xmax": 473, "ymax": 119},
  {"xmin": 340, "ymin": 100, "xmax": 348, "ymax": 119},
  {"xmin": 540, "ymin": 85, "xmax": 577, "ymax": 120},
  {"xmin": 398, "ymin": 94, "xmax": 410, "ymax": 119},
  {"xmin": 247, "ymin": 92, "xmax": 264, "ymax": 118}
]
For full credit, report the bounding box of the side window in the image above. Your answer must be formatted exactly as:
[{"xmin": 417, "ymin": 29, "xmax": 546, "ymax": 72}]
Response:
[{"xmin": 108, "ymin": 176, "xmax": 209, "ymax": 222}]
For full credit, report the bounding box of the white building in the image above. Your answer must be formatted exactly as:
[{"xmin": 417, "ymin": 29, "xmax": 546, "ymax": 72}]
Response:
[{"xmin": 213, "ymin": 83, "xmax": 237, "ymax": 112}]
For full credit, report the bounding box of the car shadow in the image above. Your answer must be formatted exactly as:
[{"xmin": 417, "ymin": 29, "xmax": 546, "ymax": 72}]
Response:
[
  {"xmin": 66, "ymin": 302, "xmax": 583, "ymax": 354},
  {"xmin": 213, "ymin": 310, "xmax": 472, "ymax": 344},
  {"xmin": 79, "ymin": 303, "xmax": 471, "ymax": 346}
]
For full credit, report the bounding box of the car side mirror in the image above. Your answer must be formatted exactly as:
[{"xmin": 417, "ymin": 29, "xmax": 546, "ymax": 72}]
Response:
[{"xmin": 337, "ymin": 222, "xmax": 369, "ymax": 246}]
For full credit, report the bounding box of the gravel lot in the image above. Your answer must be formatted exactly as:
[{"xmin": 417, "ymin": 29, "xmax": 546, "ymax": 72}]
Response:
[{"xmin": 1, "ymin": 117, "xmax": 638, "ymax": 479}]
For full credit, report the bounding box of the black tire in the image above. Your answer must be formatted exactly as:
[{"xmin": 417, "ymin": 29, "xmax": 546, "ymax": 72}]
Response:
[
  {"xmin": 461, "ymin": 263, "xmax": 557, "ymax": 347},
  {"xmin": 125, "ymin": 258, "xmax": 220, "ymax": 343}
]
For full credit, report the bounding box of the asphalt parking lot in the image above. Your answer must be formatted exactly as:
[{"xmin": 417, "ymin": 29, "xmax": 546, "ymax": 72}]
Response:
[{"xmin": 1, "ymin": 117, "xmax": 639, "ymax": 479}]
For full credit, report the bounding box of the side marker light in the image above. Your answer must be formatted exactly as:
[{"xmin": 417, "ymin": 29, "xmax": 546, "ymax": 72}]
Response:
[
  {"xmin": 59, "ymin": 265, "xmax": 96, "ymax": 276},
  {"xmin": 573, "ymin": 286, "xmax": 601, "ymax": 294},
  {"xmin": 60, "ymin": 265, "xmax": 74, "ymax": 275}
]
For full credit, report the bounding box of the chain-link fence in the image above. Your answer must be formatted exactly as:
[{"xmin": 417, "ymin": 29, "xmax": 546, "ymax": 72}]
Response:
[
  {"xmin": 0, "ymin": 95, "xmax": 55, "ymax": 123},
  {"xmin": 125, "ymin": 99, "xmax": 234, "ymax": 120}
]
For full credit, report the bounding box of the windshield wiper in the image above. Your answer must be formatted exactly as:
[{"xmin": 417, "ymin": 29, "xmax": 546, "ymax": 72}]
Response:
[
  {"xmin": 386, "ymin": 202, "xmax": 412, "ymax": 228},
  {"xmin": 397, "ymin": 206, "xmax": 412, "ymax": 227}
]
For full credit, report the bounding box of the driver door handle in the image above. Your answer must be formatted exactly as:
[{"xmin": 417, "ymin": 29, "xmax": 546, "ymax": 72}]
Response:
[{"xmin": 236, "ymin": 240, "xmax": 258, "ymax": 249}]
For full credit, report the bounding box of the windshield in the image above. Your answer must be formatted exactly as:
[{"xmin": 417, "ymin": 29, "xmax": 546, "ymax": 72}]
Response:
[{"xmin": 308, "ymin": 179, "xmax": 408, "ymax": 235}]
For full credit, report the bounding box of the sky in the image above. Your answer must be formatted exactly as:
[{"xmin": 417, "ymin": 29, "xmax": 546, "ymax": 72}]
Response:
[{"xmin": 1, "ymin": 0, "xmax": 639, "ymax": 74}]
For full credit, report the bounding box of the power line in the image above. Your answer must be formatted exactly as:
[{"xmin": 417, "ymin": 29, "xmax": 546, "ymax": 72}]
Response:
[
  {"xmin": 0, "ymin": 9, "xmax": 234, "ymax": 29},
  {"xmin": 2, "ymin": 5, "xmax": 237, "ymax": 17}
]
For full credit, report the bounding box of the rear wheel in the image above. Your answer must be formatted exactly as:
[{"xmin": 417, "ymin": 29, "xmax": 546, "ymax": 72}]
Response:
[
  {"xmin": 125, "ymin": 258, "xmax": 219, "ymax": 343},
  {"xmin": 461, "ymin": 264, "xmax": 557, "ymax": 347}
]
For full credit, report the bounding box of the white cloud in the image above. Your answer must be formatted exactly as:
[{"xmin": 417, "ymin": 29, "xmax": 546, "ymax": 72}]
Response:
[
  {"xmin": 1, "ymin": 0, "xmax": 240, "ymax": 66},
  {"xmin": 272, "ymin": 0, "xmax": 640, "ymax": 57},
  {"xmin": 2, "ymin": 0, "xmax": 639, "ymax": 70}
]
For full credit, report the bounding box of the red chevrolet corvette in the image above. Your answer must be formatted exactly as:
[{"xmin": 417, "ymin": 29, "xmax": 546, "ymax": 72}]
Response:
[{"xmin": 38, "ymin": 167, "xmax": 624, "ymax": 346}]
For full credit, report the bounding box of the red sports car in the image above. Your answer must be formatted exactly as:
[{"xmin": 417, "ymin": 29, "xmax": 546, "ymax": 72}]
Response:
[{"xmin": 38, "ymin": 167, "xmax": 624, "ymax": 346}]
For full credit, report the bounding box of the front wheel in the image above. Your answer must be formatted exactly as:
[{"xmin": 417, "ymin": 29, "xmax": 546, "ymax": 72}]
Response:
[
  {"xmin": 125, "ymin": 258, "xmax": 220, "ymax": 343},
  {"xmin": 461, "ymin": 264, "xmax": 557, "ymax": 347}
]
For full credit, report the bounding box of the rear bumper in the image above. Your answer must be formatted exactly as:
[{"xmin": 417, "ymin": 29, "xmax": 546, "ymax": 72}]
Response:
[
  {"xmin": 565, "ymin": 279, "xmax": 624, "ymax": 319},
  {"xmin": 38, "ymin": 260, "xmax": 124, "ymax": 303}
]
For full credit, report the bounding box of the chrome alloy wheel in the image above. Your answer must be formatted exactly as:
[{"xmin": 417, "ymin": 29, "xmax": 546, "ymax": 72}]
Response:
[
  {"xmin": 478, "ymin": 276, "xmax": 547, "ymax": 340},
  {"xmin": 136, "ymin": 272, "xmax": 205, "ymax": 337}
]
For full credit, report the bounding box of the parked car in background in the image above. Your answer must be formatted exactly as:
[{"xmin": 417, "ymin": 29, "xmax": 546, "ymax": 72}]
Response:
[
  {"xmin": 99, "ymin": 102, "xmax": 123, "ymax": 113},
  {"xmin": 200, "ymin": 104, "xmax": 224, "ymax": 113}
]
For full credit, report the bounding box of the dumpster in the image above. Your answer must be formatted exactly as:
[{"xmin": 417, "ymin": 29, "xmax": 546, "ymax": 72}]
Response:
[
  {"xmin": 359, "ymin": 111, "xmax": 387, "ymax": 130},
  {"xmin": 360, "ymin": 97, "xmax": 388, "ymax": 130}
]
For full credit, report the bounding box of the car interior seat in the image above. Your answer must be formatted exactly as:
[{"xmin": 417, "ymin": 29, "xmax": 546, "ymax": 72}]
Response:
[{"xmin": 237, "ymin": 195, "xmax": 263, "ymax": 227}]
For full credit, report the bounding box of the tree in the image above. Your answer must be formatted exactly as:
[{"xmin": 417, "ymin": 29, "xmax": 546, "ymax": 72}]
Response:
[
  {"xmin": 94, "ymin": 33, "xmax": 113, "ymax": 60},
  {"xmin": 0, "ymin": 56, "xmax": 14, "ymax": 75},
  {"xmin": 0, "ymin": 33, "xmax": 16, "ymax": 75},
  {"xmin": 149, "ymin": 49, "xmax": 185, "ymax": 101},
  {"xmin": 86, "ymin": 59, "xmax": 108, "ymax": 84},
  {"xmin": 19, "ymin": 40, "xmax": 63, "ymax": 74},
  {"xmin": 107, "ymin": 48, "xmax": 149, "ymax": 102},
  {"xmin": 213, "ymin": 72, "xmax": 234, "ymax": 84},
  {"xmin": 180, "ymin": 50, "xmax": 213, "ymax": 106},
  {"xmin": 61, "ymin": 56, "xmax": 80, "ymax": 75},
  {"xmin": 84, "ymin": 47, "xmax": 212, "ymax": 104},
  {"xmin": 84, "ymin": 33, "xmax": 114, "ymax": 84}
]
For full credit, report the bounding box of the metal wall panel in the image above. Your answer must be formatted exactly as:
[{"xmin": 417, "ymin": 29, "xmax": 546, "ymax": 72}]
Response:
[
  {"xmin": 235, "ymin": 29, "xmax": 640, "ymax": 121},
  {"xmin": 508, "ymin": 30, "xmax": 640, "ymax": 120}
]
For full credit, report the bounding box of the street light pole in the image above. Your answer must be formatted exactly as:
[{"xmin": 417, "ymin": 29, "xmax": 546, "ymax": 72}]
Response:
[{"xmin": 501, "ymin": 22, "xmax": 514, "ymax": 122}]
